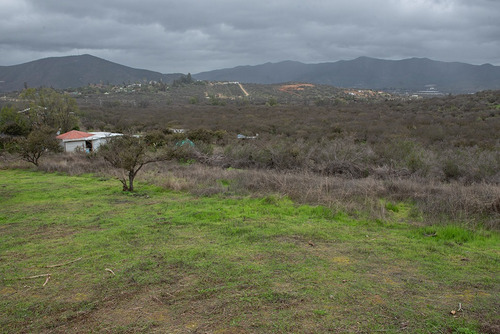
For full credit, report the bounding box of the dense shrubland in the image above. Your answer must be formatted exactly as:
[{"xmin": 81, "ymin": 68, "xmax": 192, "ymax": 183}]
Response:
[{"xmin": 72, "ymin": 89, "xmax": 500, "ymax": 184}]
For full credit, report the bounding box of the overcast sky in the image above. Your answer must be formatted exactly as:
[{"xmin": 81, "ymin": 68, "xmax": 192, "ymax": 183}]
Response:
[{"xmin": 1, "ymin": 0, "xmax": 499, "ymax": 74}]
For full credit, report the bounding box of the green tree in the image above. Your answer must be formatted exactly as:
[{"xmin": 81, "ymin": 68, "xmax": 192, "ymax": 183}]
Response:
[
  {"xmin": 208, "ymin": 94, "xmax": 226, "ymax": 106},
  {"xmin": 172, "ymin": 73, "xmax": 194, "ymax": 87},
  {"xmin": 267, "ymin": 97, "xmax": 278, "ymax": 106},
  {"xmin": 19, "ymin": 126, "xmax": 62, "ymax": 166},
  {"xmin": 0, "ymin": 106, "xmax": 30, "ymax": 136},
  {"xmin": 19, "ymin": 88, "xmax": 79, "ymax": 133},
  {"xmin": 99, "ymin": 135, "xmax": 169, "ymax": 191}
]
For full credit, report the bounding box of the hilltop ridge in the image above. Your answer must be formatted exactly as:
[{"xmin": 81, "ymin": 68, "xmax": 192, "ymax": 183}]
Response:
[
  {"xmin": 195, "ymin": 57, "xmax": 500, "ymax": 94},
  {"xmin": 2, "ymin": 55, "xmax": 500, "ymax": 94},
  {"xmin": 0, "ymin": 54, "xmax": 182, "ymax": 93}
]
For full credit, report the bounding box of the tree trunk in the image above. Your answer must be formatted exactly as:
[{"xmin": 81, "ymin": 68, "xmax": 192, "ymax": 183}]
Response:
[
  {"xmin": 121, "ymin": 180, "xmax": 129, "ymax": 191},
  {"xmin": 128, "ymin": 170, "xmax": 135, "ymax": 192}
]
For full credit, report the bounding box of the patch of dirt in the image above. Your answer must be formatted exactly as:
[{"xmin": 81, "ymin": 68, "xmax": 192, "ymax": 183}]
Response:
[
  {"xmin": 93, "ymin": 289, "xmax": 172, "ymax": 326},
  {"xmin": 480, "ymin": 321, "xmax": 500, "ymax": 334},
  {"xmin": 278, "ymin": 84, "xmax": 315, "ymax": 95},
  {"xmin": 43, "ymin": 287, "xmax": 173, "ymax": 333},
  {"xmin": 31, "ymin": 224, "xmax": 77, "ymax": 239},
  {"xmin": 41, "ymin": 273, "xmax": 226, "ymax": 333},
  {"xmin": 273, "ymin": 234, "xmax": 307, "ymax": 245}
]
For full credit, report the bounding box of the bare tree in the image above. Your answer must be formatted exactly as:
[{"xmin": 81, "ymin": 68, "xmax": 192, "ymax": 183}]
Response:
[{"xmin": 99, "ymin": 135, "xmax": 169, "ymax": 191}]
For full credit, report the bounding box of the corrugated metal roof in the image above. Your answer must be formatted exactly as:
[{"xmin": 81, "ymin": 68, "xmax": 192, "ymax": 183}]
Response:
[
  {"xmin": 56, "ymin": 130, "xmax": 94, "ymax": 140},
  {"xmin": 88, "ymin": 132, "xmax": 123, "ymax": 139}
]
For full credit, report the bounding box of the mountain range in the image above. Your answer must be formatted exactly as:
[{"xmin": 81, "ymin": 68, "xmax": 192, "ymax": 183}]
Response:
[
  {"xmin": 1, "ymin": 55, "xmax": 500, "ymax": 94},
  {"xmin": 0, "ymin": 54, "xmax": 181, "ymax": 93},
  {"xmin": 195, "ymin": 57, "xmax": 500, "ymax": 94}
]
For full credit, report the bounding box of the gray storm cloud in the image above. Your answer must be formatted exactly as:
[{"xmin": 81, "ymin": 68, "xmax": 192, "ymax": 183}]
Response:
[{"xmin": 0, "ymin": 0, "xmax": 498, "ymax": 73}]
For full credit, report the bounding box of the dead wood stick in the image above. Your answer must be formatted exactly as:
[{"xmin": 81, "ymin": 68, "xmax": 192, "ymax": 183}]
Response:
[
  {"xmin": 18, "ymin": 274, "xmax": 51, "ymax": 280},
  {"xmin": 42, "ymin": 275, "xmax": 51, "ymax": 287},
  {"xmin": 45, "ymin": 257, "xmax": 82, "ymax": 268},
  {"xmin": 105, "ymin": 268, "xmax": 115, "ymax": 275}
]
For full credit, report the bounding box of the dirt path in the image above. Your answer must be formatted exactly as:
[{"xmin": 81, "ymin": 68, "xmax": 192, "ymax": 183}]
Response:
[{"xmin": 238, "ymin": 83, "xmax": 249, "ymax": 96}]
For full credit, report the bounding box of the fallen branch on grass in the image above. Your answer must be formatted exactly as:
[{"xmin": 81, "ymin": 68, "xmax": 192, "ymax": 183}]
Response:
[
  {"xmin": 8, "ymin": 273, "xmax": 52, "ymax": 287},
  {"xmin": 105, "ymin": 268, "xmax": 115, "ymax": 275},
  {"xmin": 42, "ymin": 275, "xmax": 51, "ymax": 287},
  {"xmin": 45, "ymin": 257, "xmax": 82, "ymax": 268},
  {"xmin": 17, "ymin": 274, "xmax": 51, "ymax": 280}
]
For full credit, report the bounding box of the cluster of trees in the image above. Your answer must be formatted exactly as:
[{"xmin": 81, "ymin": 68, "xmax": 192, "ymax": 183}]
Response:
[
  {"xmin": 0, "ymin": 88, "xmax": 82, "ymax": 166},
  {"xmin": 0, "ymin": 87, "xmax": 182, "ymax": 191},
  {"xmin": 172, "ymin": 73, "xmax": 194, "ymax": 87},
  {"xmin": 1, "ymin": 88, "xmax": 80, "ymax": 136},
  {"xmin": 0, "ymin": 105, "xmax": 30, "ymax": 137}
]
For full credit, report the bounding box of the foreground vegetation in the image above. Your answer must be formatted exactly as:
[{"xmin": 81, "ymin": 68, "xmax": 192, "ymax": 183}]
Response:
[
  {"xmin": 1, "ymin": 87, "xmax": 498, "ymax": 229},
  {"xmin": 0, "ymin": 170, "xmax": 499, "ymax": 333},
  {"xmin": 0, "ymin": 84, "xmax": 498, "ymax": 332}
]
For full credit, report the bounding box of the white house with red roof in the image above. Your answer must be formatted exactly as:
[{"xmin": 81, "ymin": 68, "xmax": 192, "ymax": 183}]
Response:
[{"xmin": 56, "ymin": 130, "xmax": 122, "ymax": 153}]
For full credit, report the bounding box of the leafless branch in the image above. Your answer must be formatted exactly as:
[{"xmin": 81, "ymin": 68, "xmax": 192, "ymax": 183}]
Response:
[
  {"xmin": 18, "ymin": 274, "xmax": 51, "ymax": 280},
  {"xmin": 45, "ymin": 257, "xmax": 82, "ymax": 268},
  {"xmin": 105, "ymin": 268, "xmax": 115, "ymax": 275},
  {"xmin": 42, "ymin": 275, "xmax": 51, "ymax": 287}
]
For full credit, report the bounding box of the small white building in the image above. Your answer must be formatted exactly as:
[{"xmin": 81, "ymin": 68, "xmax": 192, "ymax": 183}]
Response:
[{"xmin": 56, "ymin": 130, "xmax": 122, "ymax": 153}]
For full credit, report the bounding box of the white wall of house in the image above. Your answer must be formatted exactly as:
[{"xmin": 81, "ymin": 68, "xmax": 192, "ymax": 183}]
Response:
[
  {"xmin": 91, "ymin": 138, "xmax": 107, "ymax": 151},
  {"xmin": 64, "ymin": 140, "xmax": 86, "ymax": 152},
  {"xmin": 60, "ymin": 134, "xmax": 121, "ymax": 153}
]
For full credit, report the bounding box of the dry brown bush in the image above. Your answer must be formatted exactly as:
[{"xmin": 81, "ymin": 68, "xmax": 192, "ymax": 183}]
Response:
[
  {"xmin": 36, "ymin": 152, "xmax": 110, "ymax": 175},
  {"xmin": 140, "ymin": 162, "xmax": 499, "ymax": 230}
]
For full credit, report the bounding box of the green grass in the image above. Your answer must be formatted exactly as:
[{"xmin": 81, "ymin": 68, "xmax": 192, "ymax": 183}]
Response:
[{"xmin": 0, "ymin": 169, "xmax": 498, "ymax": 333}]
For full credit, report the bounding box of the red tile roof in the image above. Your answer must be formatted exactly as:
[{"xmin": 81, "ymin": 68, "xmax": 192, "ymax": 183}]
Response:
[{"xmin": 56, "ymin": 130, "xmax": 93, "ymax": 140}]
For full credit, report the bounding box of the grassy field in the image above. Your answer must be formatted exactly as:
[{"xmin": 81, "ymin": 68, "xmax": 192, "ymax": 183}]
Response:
[{"xmin": 0, "ymin": 169, "xmax": 499, "ymax": 333}]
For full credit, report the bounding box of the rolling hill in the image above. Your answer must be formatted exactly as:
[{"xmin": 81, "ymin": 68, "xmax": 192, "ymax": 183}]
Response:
[
  {"xmin": 194, "ymin": 57, "xmax": 500, "ymax": 94},
  {"xmin": 2, "ymin": 55, "xmax": 500, "ymax": 94},
  {"xmin": 0, "ymin": 54, "xmax": 182, "ymax": 93}
]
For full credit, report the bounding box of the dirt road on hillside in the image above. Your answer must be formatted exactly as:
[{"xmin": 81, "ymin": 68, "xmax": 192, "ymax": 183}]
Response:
[{"xmin": 238, "ymin": 83, "xmax": 249, "ymax": 96}]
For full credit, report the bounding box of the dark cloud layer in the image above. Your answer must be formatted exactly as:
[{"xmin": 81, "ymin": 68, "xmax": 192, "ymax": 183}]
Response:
[{"xmin": 1, "ymin": 0, "xmax": 499, "ymax": 73}]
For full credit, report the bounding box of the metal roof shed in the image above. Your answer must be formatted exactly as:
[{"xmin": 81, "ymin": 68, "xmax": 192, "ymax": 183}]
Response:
[{"xmin": 56, "ymin": 130, "xmax": 122, "ymax": 153}]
